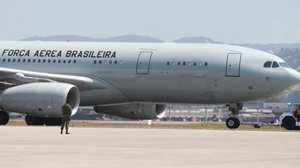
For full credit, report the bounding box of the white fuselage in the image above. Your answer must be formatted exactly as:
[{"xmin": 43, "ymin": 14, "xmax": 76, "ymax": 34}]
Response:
[{"xmin": 0, "ymin": 41, "xmax": 299, "ymax": 106}]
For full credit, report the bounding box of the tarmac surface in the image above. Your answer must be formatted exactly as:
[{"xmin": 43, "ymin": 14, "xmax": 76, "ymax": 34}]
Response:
[{"xmin": 0, "ymin": 126, "xmax": 300, "ymax": 168}]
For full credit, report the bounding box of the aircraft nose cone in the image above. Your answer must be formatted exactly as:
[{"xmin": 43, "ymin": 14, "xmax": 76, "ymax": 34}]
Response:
[{"xmin": 289, "ymin": 69, "xmax": 300, "ymax": 86}]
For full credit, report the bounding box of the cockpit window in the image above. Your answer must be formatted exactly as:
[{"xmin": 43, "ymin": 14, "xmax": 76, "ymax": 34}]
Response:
[
  {"xmin": 279, "ymin": 62, "xmax": 290, "ymax": 68},
  {"xmin": 272, "ymin": 61, "xmax": 279, "ymax": 68},
  {"xmin": 264, "ymin": 61, "xmax": 287, "ymax": 68},
  {"xmin": 263, "ymin": 61, "xmax": 272, "ymax": 68}
]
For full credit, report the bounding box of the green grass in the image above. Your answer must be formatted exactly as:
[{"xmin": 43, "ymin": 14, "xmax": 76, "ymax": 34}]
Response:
[{"xmin": 6, "ymin": 120, "xmax": 286, "ymax": 131}]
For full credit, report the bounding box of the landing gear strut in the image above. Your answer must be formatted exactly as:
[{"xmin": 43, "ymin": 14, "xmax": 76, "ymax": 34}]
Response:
[
  {"xmin": 0, "ymin": 111, "xmax": 9, "ymax": 125},
  {"xmin": 225, "ymin": 103, "xmax": 243, "ymax": 129}
]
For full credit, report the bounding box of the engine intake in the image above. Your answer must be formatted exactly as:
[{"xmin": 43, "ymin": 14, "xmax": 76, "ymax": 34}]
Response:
[
  {"xmin": 0, "ymin": 82, "xmax": 80, "ymax": 117},
  {"xmin": 94, "ymin": 102, "xmax": 166, "ymax": 119}
]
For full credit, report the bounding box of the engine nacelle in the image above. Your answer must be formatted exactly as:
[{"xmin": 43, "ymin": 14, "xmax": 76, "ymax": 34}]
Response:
[
  {"xmin": 94, "ymin": 102, "xmax": 166, "ymax": 119},
  {"xmin": 0, "ymin": 82, "xmax": 80, "ymax": 117}
]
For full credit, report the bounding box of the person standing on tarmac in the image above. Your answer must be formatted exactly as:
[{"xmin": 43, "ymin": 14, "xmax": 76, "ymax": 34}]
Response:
[
  {"xmin": 61, "ymin": 103, "xmax": 72, "ymax": 134},
  {"xmin": 295, "ymin": 106, "xmax": 300, "ymax": 122}
]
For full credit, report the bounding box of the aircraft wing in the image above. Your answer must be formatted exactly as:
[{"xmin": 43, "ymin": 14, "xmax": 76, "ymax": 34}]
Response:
[{"xmin": 0, "ymin": 67, "xmax": 107, "ymax": 91}]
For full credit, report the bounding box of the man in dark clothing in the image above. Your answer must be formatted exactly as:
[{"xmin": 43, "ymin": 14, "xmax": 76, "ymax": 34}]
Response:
[
  {"xmin": 61, "ymin": 103, "xmax": 72, "ymax": 134},
  {"xmin": 296, "ymin": 107, "xmax": 300, "ymax": 122}
]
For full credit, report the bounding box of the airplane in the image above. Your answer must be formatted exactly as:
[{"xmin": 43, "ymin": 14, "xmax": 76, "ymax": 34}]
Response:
[{"xmin": 0, "ymin": 41, "xmax": 299, "ymax": 129}]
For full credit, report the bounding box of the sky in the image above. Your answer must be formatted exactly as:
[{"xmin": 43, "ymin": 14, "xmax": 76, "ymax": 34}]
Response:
[{"xmin": 0, "ymin": 0, "xmax": 299, "ymax": 44}]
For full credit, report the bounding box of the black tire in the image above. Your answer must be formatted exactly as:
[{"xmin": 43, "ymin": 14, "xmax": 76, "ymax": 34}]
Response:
[
  {"xmin": 226, "ymin": 117, "xmax": 240, "ymax": 129},
  {"xmin": 234, "ymin": 118, "xmax": 240, "ymax": 128},
  {"xmin": 253, "ymin": 124, "xmax": 261, "ymax": 128},
  {"xmin": 45, "ymin": 118, "xmax": 62, "ymax": 126},
  {"xmin": 0, "ymin": 111, "xmax": 9, "ymax": 125},
  {"xmin": 25, "ymin": 115, "xmax": 45, "ymax": 126},
  {"xmin": 282, "ymin": 116, "xmax": 296, "ymax": 130}
]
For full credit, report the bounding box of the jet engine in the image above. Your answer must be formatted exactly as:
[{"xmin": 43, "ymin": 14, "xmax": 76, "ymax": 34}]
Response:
[
  {"xmin": 94, "ymin": 102, "xmax": 166, "ymax": 119},
  {"xmin": 0, "ymin": 82, "xmax": 80, "ymax": 117}
]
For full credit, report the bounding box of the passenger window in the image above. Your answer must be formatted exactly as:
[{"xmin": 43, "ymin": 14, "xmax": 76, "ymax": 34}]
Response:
[
  {"xmin": 204, "ymin": 62, "xmax": 208, "ymax": 66},
  {"xmin": 166, "ymin": 61, "xmax": 170, "ymax": 65},
  {"xmin": 53, "ymin": 60, "xmax": 56, "ymax": 63},
  {"xmin": 48, "ymin": 60, "xmax": 51, "ymax": 63},
  {"xmin": 263, "ymin": 61, "xmax": 272, "ymax": 68},
  {"xmin": 99, "ymin": 60, "xmax": 102, "ymax": 64},
  {"xmin": 13, "ymin": 59, "xmax": 16, "ymax": 62},
  {"xmin": 182, "ymin": 62, "xmax": 186, "ymax": 66},
  {"xmin": 68, "ymin": 60, "xmax": 71, "ymax": 63},
  {"xmin": 33, "ymin": 59, "xmax": 36, "ymax": 63},
  {"xmin": 114, "ymin": 60, "xmax": 118, "ymax": 64},
  {"xmin": 73, "ymin": 60, "xmax": 76, "ymax": 64},
  {"xmin": 8, "ymin": 59, "xmax": 10, "ymax": 62},
  {"xmin": 28, "ymin": 59, "xmax": 31, "ymax": 63},
  {"xmin": 272, "ymin": 61, "xmax": 279, "ymax": 68},
  {"xmin": 58, "ymin": 60, "xmax": 61, "ymax": 63},
  {"xmin": 177, "ymin": 61, "xmax": 181, "ymax": 65}
]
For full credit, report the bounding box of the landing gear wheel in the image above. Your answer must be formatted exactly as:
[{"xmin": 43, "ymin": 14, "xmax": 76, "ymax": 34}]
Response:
[
  {"xmin": 0, "ymin": 111, "xmax": 9, "ymax": 125},
  {"xmin": 45, "ymin": 118, "xmax": 62, "ymax": 126},
  {"xmin": 25, "ymin": 115, "xmax": 45, "ymax": 126},
  {"xmin": 226, "ymin": 117, "xmax": 240, "ymax": 129},
  {"xmin": 282, "ymin": 117, "xmax": 296, "ymax": 130}
]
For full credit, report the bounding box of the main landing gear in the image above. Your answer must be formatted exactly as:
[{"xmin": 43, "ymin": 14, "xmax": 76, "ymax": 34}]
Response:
[
  {"xmin": 225, "ymin": 103, "xmax": 243, "ymax": 129},
  {"xmin": 0, "ymin": 111, "xmax": 9, "ymax": 125},
  {"xmin": 0, "ymin": 111, "xmax": 62, "ymax": 126},
  {"xmin": 25, "ymin": 115, "xmax": 62, "ymax": 126}
]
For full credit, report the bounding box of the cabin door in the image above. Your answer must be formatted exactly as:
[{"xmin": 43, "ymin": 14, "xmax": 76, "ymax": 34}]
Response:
[
  {"xmin": 225, "ymin": 53, "xmax": 242, "ymax": 77},
  {"xmin": 136, "ymin": 51, "xmax": 152, "ymax": 74}
]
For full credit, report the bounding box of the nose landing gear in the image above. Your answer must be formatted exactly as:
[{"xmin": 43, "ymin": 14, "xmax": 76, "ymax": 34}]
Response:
[{"xmin": 225, "ymin": 103, "xmax": 243, "ymax": 129}]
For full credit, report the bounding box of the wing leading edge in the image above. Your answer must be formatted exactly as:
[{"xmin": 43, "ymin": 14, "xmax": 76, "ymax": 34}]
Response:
[{"xmin": 0, "ymin": 67, "xmax": 107, "ymax": 91}]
